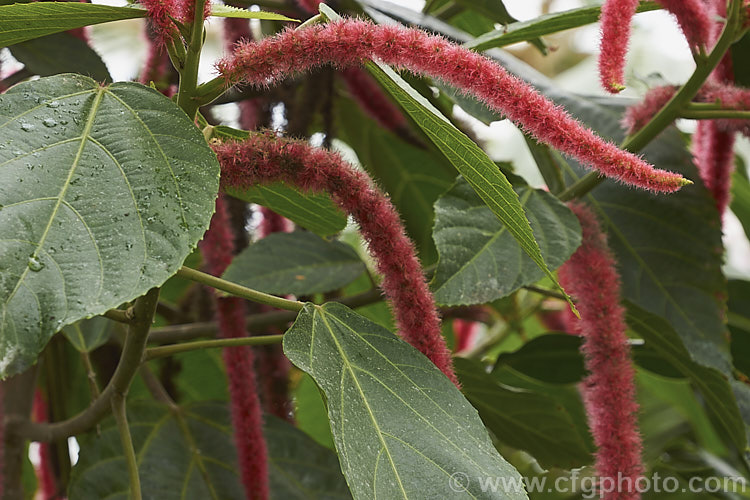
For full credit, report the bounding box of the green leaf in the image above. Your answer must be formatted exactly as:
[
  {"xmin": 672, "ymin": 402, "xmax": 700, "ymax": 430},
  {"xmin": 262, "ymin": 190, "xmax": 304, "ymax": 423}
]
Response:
[
  {"xmin": 70, "ymin": 401, "xmax": 350, "ymax": 499},
  {"xmin": 430, "ymin": 177, "xmax": 581, "ymax": 305},
  {"xmin": 60, "ymin": 316, "xmax": 115, "ymax": 353},
  {"xmin": 209, "ymin": 5, "xmax": 299, "ymax": 21},
  {"xmin": 625, "ymin": 302, "xmax": 746, "ymax": 449},
  {"xmin": 451, "ymin": 0, "xmax": 547, "ymax": 53},
  {"xmin": 0, "ymin": 3, "xmax": 146, "ymax": 47},
  {"xmin": 465, "ymin": 1, "xmax": 660, "ymax": 51},
  {"xmin": 223, "ymin": 231, "xmax": 366, "ymax": 295},
  {"xmin": 266, "ymin": 412, "xmax": 352, "ymax": 499},
  {"xmin": 321, "ymin": 4, "xmax": 574, "ymax": 313},
  {"xmin": 495, "ymin": 334, "xmax": 585, "ymax": 384},
  {"xmin": 456, "ymin": 358, "xmax": 594, "ymax": 469},
  {"xmin": 9, "ymin": 32, "xmax": 111, "ymax": 82},
  {"xmin": 283, "ymin": 302, "xmax": 528, "ymax": 499},
  {"xmin": 335, "ymin": 98, "xmax": 455, "ymax": 263},
  {"xmin": 0, "ymin": 74, "xmax": 219, "ymax": 378}
]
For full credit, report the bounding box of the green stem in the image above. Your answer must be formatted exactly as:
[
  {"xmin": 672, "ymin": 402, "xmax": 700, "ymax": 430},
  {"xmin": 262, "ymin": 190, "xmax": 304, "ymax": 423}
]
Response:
[
  {"xmin": 176, "ymin": 0, "xmax": 208, "ymax": 119},
  {"xmin": 193, "ymin": 76, "xmax": 229, "ymax": 107},
  {"xmin": 176, "ymin": 266, "xmax": 305, "ymax": 312},
  {"xmin": 145, "ymin": 335, "xmax": 285, "ymax": 361},
  {"xmin": 681, "ymin": 108, "xmax": 750, "ymax": 120},
  {"xmin": 13, "ymin": 289, "xmax": 160, "ymax": 442},
  {"xmin": 112, "ymin": 392, "xmax": 141, "ymax": 500},
  {"xmin": 559, "ymin": 0, "xmax": 744, "ymax": 202}
]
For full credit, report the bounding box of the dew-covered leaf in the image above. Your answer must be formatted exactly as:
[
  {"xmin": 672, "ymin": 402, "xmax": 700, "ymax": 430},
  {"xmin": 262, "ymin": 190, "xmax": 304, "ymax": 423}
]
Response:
[{"xmin": 0, "ymin": 74, "xmax": 218, "ymax": 378}]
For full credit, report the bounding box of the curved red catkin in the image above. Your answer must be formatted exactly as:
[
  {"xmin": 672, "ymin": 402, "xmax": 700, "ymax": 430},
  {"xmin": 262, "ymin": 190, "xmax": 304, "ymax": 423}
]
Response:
[
  {"xmin": 693, "ymin": 120, "xmax": 736, "ymax": 213},
  {"xmin": 214, "ymin": 132, "xmax": 458, "ymax": 385},
  {"xmin": 598, "ymin": 0, "xmax": 711, "ymax": 93},
  {"xmin": 200, "ymin": 194, "xmax": 269, "ymax": 500},
  {"xmin": 217, "ymin": 19, "xmax": 687, "ymax": 192},
  {"xmin": 598, "ymin": 0, "xmax": 638, "ymax": 93},
  {"xmin": 558, "ymin": 203, "xmax": 643, "ymax": 500}
]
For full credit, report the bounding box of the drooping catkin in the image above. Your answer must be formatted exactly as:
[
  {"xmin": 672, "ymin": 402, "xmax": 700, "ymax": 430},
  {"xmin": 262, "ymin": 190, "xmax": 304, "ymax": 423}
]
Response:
[{"xmin": 214, "ymin": 132, "xmax": 458, "ymax": 385}]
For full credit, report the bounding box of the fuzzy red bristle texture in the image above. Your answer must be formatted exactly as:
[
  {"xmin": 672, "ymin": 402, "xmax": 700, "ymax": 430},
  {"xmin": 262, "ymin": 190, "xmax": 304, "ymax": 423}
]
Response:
[
  {"xmin": 598, "ymin": 0, "xmax": 639, "ymax": 93},
  {"xmin": 213, "ymin": 131, "xmax": 458, "ymax": 385},
  {"xmin": 217, "ymin": 19, "xmax": 687, "ymax": 193},
  {"xmin": 558, "ymin": 203, "xmax": 643, "ymax": 500},
  {"xmin": 200, "ymin": 194, "xmax": 269, "ymax": 500}
]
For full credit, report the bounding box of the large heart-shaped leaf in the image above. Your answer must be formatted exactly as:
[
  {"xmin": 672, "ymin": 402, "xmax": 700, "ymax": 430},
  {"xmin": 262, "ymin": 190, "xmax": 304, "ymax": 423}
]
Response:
[
  {"xmin": 430, "ymin": 177, "xmax": 581, "ymax": 305},
  {"xmin": 283, "ymin": 302, "xmax": 528, "ymax": 499},
  {"xmin": 0, "ymin": 74, "xmax": 218, "ymax": 378},
  {"xmin": 456, "ymin": 358, "xmax": 594, "ymax": 470},
  {"xmin": 223, "ymin": 231, "xmax": 365, "ymax": 295},
  {"xmin": 69, "ymin": 401, "xmax": 350, "ymax": 499}
]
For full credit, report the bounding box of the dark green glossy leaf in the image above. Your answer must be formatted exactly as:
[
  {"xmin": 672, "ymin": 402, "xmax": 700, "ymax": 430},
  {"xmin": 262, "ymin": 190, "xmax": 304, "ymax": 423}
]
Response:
[
  {"xmin": 731, "ymin": 30, "xmax": 750, "ymax": 88},
  {"xmin": 0, "ymin": 74, "xmax": 219, "ymax": 378},
  {"xmin": 430, "ymin": 177, "xmax": 581, "ymax": 305},
  {"xmin": 69, "ymin": 401, "xmax": 350, "ymax": 499},
  {"xmin": 60, "ymin": 316, "xmax": 115, "ymax": 353},
  {"xmin": 284, "ymin": 302, "xmax": 527, "ymax": 499},
  {"xmin": 0, "ymin": 3, "xmax": 146, "ymax": 47},
  {"xmin": 465, "ymin": 2, "xmax": 660, "ymax": 51},
  {"xmin": 336, "ymin": 99, "xmax": 454, "ymax": 263},
  {"xmin": 223, "ymin": 231, "xmax": 365, "ymax": 295},
  {"xmin": 456, "ymin": 358, "xmax": 594, "ymax": 469},
  {"xmin": 451, "ymin": 0, "xmax": 546, "ymax": 52},
  {"xmin": 9, "ymin": 32, "xmax": 111, "ymax": 82},
  {"xmin": 625, "ymin": 302, "xmax": 746, "ymax": 449}
]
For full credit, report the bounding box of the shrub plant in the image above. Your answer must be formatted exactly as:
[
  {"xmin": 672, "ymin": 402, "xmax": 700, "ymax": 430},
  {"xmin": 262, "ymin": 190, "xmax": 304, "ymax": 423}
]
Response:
[{"xmin": 1, "ymin": 0, "xmax": 750, "ymax": 498}]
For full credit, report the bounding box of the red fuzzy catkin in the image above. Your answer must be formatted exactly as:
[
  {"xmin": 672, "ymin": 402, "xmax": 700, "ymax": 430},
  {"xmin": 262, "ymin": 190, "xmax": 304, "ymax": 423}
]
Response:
[
  {"xmin": 296, "ymin": 0, "xmax": 322, "ymax": 14},
  {"xmin": 214, "ymin": 132, "xmax": 459, "ymax": 385},
  {"xmin": 138, "ymin": 0, "xmax": 180, "ymax": 46},
  {"xmin": 598, "ymin": 0, "xmax": 711, "ymax": 93},
  {"xmin": 598, "ymin": 0, "xmax": 639, "ymax": 93},
  {"xmin": 217, "ymin": 20, "xmax": 688, "ymax": 193},
  {"xmin": 200, "ymin": 194, "xmax": 269, "ymax": 500},
  {"xmin": 558, "ymin": 203, "xmax": 643, "ymax": 500}
]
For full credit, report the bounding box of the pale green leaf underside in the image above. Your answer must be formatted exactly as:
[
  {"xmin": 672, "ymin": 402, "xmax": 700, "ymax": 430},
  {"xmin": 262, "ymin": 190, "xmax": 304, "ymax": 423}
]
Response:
[
  {"xmin": 0, "ymin": 3, "xmax": 146, "ymax": 47},
  {"xmin": 223, "ymin": 231, "xmax": 366, "ymax": 296},
  {"xmin": 69, "ymin": 401, "xmax": 350, "ymax": 499},
  {"xmin": 431, "ymin": 178, "xmax": 581, "ymax": 305},
  {"xmin": 0, "ymin": 74, "xmax": 219, "ymax": 377},
  {"xmin": 284, "ymin": 302, "xmax": 528, "ymax": 500}
]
